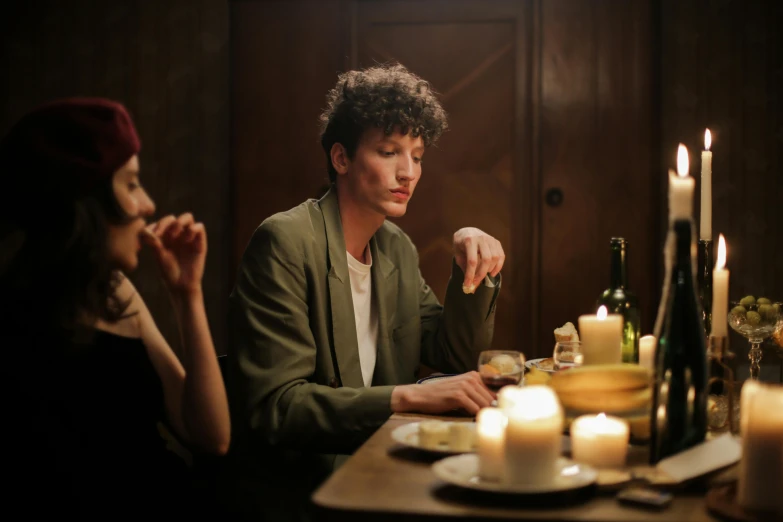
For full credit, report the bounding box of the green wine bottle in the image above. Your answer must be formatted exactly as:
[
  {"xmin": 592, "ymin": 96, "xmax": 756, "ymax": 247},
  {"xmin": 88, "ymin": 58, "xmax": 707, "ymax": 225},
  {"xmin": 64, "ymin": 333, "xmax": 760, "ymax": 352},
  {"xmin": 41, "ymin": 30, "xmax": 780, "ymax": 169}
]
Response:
[
  {"xmin": 650, "ymin": 220, "xmax": 708, "ymax": 464},
  {"xmin": 596, "ymin": 238, "xmax": 641, "ymax": 363}
]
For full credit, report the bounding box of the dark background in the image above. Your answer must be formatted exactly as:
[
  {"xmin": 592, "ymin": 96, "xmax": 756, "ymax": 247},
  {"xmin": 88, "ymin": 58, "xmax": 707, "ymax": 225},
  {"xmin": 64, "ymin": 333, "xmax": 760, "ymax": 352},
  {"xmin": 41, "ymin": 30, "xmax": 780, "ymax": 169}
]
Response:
[{"xmin": 2, "ymin": 0, "xmax": 781, "ymax": 371}]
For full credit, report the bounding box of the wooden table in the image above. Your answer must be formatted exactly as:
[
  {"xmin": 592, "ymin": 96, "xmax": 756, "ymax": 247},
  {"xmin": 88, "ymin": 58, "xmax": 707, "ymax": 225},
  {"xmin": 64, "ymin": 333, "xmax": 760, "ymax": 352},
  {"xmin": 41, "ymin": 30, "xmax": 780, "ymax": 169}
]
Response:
[{"xmin": 312, "ymin": 414, "xmax": 721, "ymax": 522}]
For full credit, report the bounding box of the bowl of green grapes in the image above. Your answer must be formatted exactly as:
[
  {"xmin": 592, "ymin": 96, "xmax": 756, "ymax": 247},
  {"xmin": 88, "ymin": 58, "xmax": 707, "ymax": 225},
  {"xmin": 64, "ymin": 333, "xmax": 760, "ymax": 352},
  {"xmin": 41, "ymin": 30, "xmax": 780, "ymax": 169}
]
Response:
[{"xmin": 728, "ymin": 296, "xmax": 782, "ymax": 380}]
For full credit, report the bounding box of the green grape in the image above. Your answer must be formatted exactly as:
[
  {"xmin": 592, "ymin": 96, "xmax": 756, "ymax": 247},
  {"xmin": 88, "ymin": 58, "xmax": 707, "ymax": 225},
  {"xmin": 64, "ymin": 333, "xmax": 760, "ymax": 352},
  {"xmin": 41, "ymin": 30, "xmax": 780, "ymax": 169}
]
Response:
[
  {"xmin": 757, "ymin": 297, "xmax": 771, "ymax": 305},
  {"xmin": 731, "ymin": 305, "xmax": 747, "ymax": 317},
  {"xmin": 739, "ymin": 296, "xmax": 756, "ymax": 307},
  {"xmin": 758, "ymin": 304, "xmax": 772, "ymax": 320},
  {"xmin": 746, "ymin": 311, "xmax": 762, "ymax": 325}
]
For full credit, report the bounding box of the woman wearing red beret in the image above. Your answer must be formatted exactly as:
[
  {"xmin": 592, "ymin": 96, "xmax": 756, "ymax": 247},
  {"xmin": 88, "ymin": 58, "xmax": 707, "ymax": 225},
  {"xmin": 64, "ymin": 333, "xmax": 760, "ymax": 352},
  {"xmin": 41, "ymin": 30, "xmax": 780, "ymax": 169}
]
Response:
[{"xmin": 0, "ymin": 98, "xmax": 230, "ymax": 518}]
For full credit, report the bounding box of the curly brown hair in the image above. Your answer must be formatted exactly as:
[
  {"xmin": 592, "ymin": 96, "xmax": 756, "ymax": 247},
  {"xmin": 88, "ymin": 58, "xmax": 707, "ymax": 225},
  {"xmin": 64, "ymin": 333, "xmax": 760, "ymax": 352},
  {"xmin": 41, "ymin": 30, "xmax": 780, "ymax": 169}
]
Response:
[{"xmin": 319, "ymin": 63, "xmax": 448, "ymax": 183}]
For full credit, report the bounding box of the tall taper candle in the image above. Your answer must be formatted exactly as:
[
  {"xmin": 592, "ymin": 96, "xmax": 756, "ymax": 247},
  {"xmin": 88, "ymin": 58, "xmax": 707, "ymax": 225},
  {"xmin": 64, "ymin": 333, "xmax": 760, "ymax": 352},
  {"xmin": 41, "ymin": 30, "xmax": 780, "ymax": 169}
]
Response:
[
  {"xmin": 670, "ymin": 144, "xmax": 695, "ymax": 220},
  {"xmin": 700, "ymin": 129, "xmax": 712, "ymax": 240},
  {"xmin": 711, "ymin": 234, "xmax": 729, "ymax": 337}
]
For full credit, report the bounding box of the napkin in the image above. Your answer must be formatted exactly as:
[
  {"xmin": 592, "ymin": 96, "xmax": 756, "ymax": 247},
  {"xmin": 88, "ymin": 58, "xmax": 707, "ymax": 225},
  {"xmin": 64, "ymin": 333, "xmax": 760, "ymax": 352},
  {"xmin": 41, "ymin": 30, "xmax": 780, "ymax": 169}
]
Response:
[{"xmin": 655, "ymin": 434, "xmax": 741, "ymax": 484}]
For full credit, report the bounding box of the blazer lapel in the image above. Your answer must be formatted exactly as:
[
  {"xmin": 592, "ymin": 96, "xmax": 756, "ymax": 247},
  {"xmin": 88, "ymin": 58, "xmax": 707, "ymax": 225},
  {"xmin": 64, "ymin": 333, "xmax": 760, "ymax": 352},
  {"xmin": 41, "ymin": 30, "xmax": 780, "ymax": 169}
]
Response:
[
  {"xmin": 319, "ymin": 189, "xmax": 364, "ymax": 389},
  {"xmin": 370, "ymin": 236, "xmax": 399, "ymax": 386}
]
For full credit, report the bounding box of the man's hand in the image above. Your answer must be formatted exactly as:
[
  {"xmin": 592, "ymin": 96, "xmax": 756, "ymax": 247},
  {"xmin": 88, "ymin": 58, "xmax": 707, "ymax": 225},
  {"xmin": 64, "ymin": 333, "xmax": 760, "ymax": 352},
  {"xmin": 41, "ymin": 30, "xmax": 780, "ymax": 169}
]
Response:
[
  {"xmin": 390, "ymin": 372, "xmax": 496, "ymax": 416},
  {"xmin": 453, "ymin": 227, "xmax": 505, "ymax": 293}
]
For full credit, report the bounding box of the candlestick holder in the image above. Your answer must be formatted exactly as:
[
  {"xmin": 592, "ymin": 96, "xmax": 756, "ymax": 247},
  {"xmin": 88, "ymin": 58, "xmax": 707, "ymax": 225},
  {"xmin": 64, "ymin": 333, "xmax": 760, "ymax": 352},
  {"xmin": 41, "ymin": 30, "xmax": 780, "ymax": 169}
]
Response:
[
  {"xmin": 698, "ymin": 239, "xmax": 713, "ymax": 336},
  {"xmin": 707, "ymin": 336, "xmax": 738, "ymax": 434}
]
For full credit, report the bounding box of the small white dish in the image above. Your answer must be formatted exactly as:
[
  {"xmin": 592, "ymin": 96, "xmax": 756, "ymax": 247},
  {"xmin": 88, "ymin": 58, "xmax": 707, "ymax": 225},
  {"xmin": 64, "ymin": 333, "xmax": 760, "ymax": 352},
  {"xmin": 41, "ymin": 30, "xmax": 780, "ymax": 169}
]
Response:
[
  {"xmin": 432, "ymin": 454, "xmax": 597, "ymax": 493},
  {"xmin": 390, "ymin": 421, "xmax": 476, "ymax": 454},
  {"xmin": 524, "ymin": 358, "xmax": 556, "ymax": 374}
]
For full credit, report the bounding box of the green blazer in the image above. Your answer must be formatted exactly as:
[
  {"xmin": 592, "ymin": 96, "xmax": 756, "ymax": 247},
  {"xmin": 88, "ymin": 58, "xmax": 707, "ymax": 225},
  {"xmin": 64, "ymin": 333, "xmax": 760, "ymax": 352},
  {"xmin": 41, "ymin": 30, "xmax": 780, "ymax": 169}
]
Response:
[{"xmin": 223, "ymin": 188, "xmax": 499, "ymax": 519}]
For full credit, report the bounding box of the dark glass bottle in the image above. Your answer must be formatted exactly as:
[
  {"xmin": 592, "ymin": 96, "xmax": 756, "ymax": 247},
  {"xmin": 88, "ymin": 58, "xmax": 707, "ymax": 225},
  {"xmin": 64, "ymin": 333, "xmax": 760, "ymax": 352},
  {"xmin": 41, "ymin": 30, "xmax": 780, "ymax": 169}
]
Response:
[
  {"xmin": 596, "ymin": 238, "xmax": 641, "ymax": 363},
  {"xmin": 649, "ymin": 220, "xmax": 708, "ymax": 464}
]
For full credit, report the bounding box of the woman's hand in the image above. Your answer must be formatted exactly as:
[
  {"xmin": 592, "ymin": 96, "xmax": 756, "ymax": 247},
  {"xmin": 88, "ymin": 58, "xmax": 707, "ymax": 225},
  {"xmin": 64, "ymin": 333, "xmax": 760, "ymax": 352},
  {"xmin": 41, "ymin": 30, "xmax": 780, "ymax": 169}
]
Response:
[{"xmin": 142, "ymin": 213, "xmax": 207, "ymax": 296}]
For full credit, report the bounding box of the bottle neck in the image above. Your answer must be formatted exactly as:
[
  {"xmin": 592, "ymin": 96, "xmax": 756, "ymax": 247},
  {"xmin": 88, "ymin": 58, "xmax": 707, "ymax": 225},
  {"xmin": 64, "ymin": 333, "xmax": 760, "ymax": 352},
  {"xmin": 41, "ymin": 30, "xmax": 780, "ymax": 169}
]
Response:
[
  {"xmin": 673, "ymin": 219, "xmax": 695, "ymax": 272},
  {"xmin": 610, "ymin": 243, "xmax": 628, "ymax": 289}
]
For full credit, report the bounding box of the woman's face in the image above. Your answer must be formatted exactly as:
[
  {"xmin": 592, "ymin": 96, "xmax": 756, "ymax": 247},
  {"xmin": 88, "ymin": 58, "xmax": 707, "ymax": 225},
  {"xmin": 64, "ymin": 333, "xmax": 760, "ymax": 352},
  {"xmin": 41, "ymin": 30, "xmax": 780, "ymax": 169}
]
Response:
[{"xmin": 106, "ymin": 155, "xmax": 155, "ymax": 272}]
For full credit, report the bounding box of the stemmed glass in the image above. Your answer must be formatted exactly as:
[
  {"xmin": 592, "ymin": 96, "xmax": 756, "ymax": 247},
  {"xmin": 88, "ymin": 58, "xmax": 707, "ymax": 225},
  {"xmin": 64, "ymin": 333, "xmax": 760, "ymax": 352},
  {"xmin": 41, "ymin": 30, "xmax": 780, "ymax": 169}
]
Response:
[
  {"xmin": 727, "ymin": 298, "xmax": 782, "ymax": 380},
  {"xmin": 478, "ymin": 350, "xmax": 525, "ymax": 392}
]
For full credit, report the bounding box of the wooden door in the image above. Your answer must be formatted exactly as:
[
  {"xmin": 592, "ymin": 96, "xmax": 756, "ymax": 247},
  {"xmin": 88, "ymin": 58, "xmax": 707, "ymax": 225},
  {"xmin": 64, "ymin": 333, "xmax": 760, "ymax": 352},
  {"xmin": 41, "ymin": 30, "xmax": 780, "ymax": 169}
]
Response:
[
  {"xmin": 354, "ymin": 0, "xmax": 655, "ymax": 358},
  {"xmin": 232, "ymin": 0, "xmax": 656, "ymax": 360},
  {"xmin": 354, "ymin": 0, "xmax": 535, "ymax": 356}
]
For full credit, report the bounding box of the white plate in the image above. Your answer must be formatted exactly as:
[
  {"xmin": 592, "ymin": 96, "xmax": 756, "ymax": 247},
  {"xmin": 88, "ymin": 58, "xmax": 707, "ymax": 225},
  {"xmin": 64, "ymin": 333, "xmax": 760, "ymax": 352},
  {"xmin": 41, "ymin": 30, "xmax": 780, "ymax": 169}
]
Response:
[
  {"xmin": 524, "ymin": 358, "xmax": 556, "ymax": 373},
  {"xmin": 416, "ymin": 374, "xmax": 459, "ymax": 385},
  {"xmin": 432, "ymin": 454, "xmax": 597, "ymax": 494},
  {"xmin": 391, "ymin": 421, "xmax": 476, "ymax": 454}
]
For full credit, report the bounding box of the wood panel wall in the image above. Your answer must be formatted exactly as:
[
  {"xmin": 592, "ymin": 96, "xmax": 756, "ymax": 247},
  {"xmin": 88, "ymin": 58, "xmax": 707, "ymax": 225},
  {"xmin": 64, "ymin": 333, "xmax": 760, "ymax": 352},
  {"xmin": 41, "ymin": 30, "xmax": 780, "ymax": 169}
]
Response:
[
  {"xmin": 232, "ymin": 0, "xmax": 657, "ymax": 358},
  {"xmin": 0, "ymin": 0, "xmax": 231, "ymax": 353},
  {"xmin": 660, "ymin": 0, "xmax": 783, "ymax": 367}
]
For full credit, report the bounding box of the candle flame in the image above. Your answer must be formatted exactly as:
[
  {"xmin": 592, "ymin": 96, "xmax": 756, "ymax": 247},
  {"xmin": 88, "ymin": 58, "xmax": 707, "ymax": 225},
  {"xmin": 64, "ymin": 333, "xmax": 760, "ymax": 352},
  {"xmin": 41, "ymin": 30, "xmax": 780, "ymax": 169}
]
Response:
[
  {"xmin": 597, "ymin": 413, "xmax": 607, "ymax": 420},
  {"xmin": 677, "ymin": 144, "xmax": 689, "ymax": 177},
  {"xmin": 597, "ymin": 305, "xmax": 608, "ymax": 320},
  {"xmin": 716, "ymin": 234, "xmax": 726, "ymax": 269},
  {"xmin": 705, "ymin": 129, "xmax": 712, "ymax": 151}
]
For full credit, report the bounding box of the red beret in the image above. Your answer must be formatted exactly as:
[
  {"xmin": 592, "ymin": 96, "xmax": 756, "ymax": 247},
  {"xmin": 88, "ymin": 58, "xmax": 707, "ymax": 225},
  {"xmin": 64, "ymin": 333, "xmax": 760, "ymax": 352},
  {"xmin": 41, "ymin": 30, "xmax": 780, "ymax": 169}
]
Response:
[{"xmin": 1, "ymin": 97, "xmax": 140, "ymax": 185}]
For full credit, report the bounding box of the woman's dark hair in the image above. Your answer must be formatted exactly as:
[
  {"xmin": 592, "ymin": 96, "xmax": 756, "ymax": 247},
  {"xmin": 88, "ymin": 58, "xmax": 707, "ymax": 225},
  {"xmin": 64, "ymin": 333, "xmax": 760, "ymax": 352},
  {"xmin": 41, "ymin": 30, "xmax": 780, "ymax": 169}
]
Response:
[
  {"xmin": 319, "ymin": 63, "xmax": 449, "ymax": 183},
  {"xmin": 0, "ymin": 175, "xmax": 133, "ymax": 341}
]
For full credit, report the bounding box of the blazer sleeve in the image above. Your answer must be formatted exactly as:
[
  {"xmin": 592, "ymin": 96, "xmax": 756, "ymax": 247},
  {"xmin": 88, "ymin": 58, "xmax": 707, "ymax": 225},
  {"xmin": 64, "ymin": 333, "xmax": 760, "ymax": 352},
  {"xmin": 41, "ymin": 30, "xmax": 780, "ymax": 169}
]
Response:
[
  {"xmin": 417, "ymin": 252, "xmax": 501, "ymax": 375},
  {"xmin": 229, "ymin": 222, "xmax": 394, "ymax": 454}
]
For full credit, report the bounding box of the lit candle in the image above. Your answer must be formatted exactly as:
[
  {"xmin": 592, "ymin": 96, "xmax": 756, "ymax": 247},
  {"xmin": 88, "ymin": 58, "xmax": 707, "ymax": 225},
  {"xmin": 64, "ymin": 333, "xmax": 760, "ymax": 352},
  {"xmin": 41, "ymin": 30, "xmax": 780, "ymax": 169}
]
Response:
[
  {"xmin": 571, "ymin": 413, "xmax": 630, "ymax": 468},
  {"xmin": 501, "ymin": 386, "xmax": 563, "ymax": 485},
  {"xmin": 476, "ymin": 407, "xmax": 507, "ymax": 482},
  {"xmin": 579, "ymin": 305, "xmax": 623, "ymax": 365},
  {"xmin": 711, "ymin": 234, "xmax": 729, "ymax": 337},
  {"xmin": 737, "ymin": 381, "xmax": 783, "ymax": 513},
  {"xmin": 700, "ymin": 129, "xmax": 712, "ymax": 240},
  {"xmin": 669, "ymin": 144, "xmax": 695, "ymax": 221},
  {"xmin": 639, "ymin": 335, "xmax": 656, "ymax": 371}
]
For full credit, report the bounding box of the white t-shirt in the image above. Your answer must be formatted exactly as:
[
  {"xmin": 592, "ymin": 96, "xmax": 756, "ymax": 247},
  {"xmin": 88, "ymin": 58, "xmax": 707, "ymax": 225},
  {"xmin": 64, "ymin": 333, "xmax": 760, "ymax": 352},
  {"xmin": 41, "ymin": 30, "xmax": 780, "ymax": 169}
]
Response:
[{"xmin": 346, "ymin": 247, "xmax": 378, "ymax": 387}]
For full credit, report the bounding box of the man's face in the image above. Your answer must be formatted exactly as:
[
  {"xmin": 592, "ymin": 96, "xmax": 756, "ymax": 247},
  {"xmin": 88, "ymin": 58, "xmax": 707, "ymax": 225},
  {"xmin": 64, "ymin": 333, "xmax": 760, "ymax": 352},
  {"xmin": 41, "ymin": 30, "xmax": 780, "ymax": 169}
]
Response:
[{"xmin": 337, "ymin": 127, "xmax": 425, "ymax": 218}]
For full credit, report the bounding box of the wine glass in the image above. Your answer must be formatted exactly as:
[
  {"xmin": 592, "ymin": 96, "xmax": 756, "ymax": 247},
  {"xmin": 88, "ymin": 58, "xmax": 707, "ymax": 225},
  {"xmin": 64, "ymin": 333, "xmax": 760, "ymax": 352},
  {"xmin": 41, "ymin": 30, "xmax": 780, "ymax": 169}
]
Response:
[
  {"xmin": 478, "ymin": 350, "xmax": 525, "ymax": 392},
  {"xmin": 553, "ymin": 341, "xmax": 582, "ymax": 371},
  {"xmin": 727, "ymin": 298, "xmax": 781, "ymax": 380}
]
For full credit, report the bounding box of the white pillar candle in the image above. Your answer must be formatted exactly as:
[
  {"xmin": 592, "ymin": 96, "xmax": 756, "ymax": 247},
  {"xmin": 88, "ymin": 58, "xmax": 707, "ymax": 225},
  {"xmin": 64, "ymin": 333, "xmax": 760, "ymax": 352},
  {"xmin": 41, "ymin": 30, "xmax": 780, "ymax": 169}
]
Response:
[
  {"xmin": 711, "ymin": 234, "xmax": 729, "ymax": 337},
  {"xmin": 579, "ymin": 306, "xmax": 623, "ymax": 365},
  {"xmin": 639, "ymin": 335, "xmax": 656, "ymax": 371},
  {"xmin": 476, "ymin": 407, "xmax": 507, "ymax": 482},
  {"xmin": 669, "ymin": 144, "xmax": 694, "ymax": 221},
  {"xmin": 738, "ymin": 381, "xmax": 783, "ymax": 513},
  {"xmin": 502, "ymin": 386, "xmax": 563, "ymax": 485},
  {"xmin": 700, "ymin": 129, "xmax": 712, "ymax": 240},
  {"xmin": 571, "ymin": 413, "xmax": 630, "ymax": 468}
]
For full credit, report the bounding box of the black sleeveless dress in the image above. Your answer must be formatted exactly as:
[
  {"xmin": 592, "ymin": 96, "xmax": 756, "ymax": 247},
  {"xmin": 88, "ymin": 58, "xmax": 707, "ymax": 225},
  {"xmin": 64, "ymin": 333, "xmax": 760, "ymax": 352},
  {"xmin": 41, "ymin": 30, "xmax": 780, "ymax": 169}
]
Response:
[{"xmin": 7, "ymin": 329, "xmax": 194, "ymax": 519}]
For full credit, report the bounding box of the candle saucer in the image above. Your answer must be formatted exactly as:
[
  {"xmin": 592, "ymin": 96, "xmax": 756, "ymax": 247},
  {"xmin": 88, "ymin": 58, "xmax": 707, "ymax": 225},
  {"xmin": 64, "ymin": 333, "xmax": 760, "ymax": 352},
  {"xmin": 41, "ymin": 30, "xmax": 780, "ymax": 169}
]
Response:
[{"xmin": 432, "ymin": 454, "xmax": 597, "ymax": 494}]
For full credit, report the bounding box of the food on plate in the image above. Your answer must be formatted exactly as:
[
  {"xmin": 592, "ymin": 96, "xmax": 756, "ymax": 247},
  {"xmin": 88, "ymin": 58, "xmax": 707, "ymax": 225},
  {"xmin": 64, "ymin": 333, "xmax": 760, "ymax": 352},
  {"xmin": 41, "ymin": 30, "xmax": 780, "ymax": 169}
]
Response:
[
  {"xmin": 533, "ymin": 358, "xmax": 555, "ymax": 372},
  {"xmin": 524, "ymin": 366, "xmax": 551, "ymax": 386},
  {"xmin": 550, "ymin": 364, "xmax": 652, "ymax": 414},
  {"xmin": 418, "ymin": 420, "xmax": 450, "ymax": 449},
  {"xmin": 448, "ymin": 423, "xmax": 477, "ymax": 452},
  {"xmin": 554, "ymin": 321, "xmax": 580, "ymax": 342},
  {"xmin": 488, "ymin": 354, "xmax": 517, "ymax": 374}
]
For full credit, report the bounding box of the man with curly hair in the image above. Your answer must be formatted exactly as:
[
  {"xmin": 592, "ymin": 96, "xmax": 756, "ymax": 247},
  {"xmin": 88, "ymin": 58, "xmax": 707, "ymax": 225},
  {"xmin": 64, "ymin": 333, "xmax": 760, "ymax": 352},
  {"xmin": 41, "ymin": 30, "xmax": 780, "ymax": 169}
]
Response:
[{"xmin": 223, "ymin": 64, "xmax": 505, "ymax": 519}]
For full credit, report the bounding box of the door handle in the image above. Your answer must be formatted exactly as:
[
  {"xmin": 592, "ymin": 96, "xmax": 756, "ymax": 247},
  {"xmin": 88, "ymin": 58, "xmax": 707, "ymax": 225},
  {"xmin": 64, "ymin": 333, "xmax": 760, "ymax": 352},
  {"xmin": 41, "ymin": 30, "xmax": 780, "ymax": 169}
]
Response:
[{"xmin": 545, "ymin": 188, "xmax": 564, "ymax": 207}]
